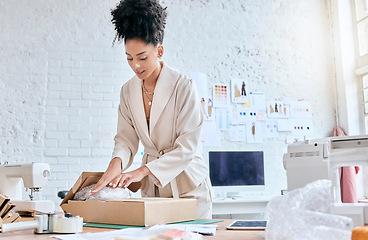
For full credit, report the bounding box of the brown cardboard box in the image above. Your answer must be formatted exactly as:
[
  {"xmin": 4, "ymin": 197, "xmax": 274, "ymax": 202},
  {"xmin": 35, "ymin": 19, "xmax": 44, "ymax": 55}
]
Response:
[{"xmin": 60, "ymin": 172, "xmax": 197, "ymax": 226}]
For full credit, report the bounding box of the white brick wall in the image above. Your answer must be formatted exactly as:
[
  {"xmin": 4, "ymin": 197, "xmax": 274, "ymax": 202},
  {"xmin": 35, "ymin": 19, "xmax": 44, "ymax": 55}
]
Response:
[{"xmin": 1, "ymin": 0, "xmax": 337, "ymax": 207}]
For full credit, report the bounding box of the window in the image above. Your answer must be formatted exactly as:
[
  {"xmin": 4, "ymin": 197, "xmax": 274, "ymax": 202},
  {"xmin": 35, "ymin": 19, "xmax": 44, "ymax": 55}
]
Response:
[
  {"xmin": 353, "ymin": 0, "xmax": 368, "ymax": 132},
  {"xmin": 351, "ymin": 0, "xmax": 368, "ymax": 200},
  {"xmin": 354, "ymin": 0, "xmax": 368, "ymax": 66}
]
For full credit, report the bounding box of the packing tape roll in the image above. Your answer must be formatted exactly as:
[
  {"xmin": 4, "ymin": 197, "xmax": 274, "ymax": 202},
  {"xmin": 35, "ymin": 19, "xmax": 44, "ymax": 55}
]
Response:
[
  {"xmin": 52, "ymin": 216, "xmax": 83, "ymax": 233},
  {"xmin": 1, "ymin": 213, "xmax": 83, "ymax": 234},
  {"xmin": 42, "ymin": 214, "xmax": 48, "ymax": 231}
]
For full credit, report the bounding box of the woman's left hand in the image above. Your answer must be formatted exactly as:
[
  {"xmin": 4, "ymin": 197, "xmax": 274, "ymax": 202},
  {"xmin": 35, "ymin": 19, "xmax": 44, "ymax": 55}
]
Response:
[{"xmin": 116, "ymin": 165, "xmax": 151, "ymax": 188}]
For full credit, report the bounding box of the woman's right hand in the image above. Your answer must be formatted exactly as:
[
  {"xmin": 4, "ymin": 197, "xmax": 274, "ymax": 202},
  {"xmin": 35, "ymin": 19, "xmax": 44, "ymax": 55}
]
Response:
[{"xmin": 89, "ymin": 157, "xmax": 123, "ymax": 196}]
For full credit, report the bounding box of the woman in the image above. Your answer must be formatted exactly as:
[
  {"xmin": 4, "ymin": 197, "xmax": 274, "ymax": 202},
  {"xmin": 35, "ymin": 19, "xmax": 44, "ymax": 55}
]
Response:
[{"xmin": 90, "ymin": 0, "xmax": 212, "ymax": 219}]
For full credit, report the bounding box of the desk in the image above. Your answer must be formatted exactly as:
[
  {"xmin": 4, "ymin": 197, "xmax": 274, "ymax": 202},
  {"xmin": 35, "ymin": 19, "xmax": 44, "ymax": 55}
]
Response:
[{"xmin": 0, "ymin": 219, "xmax": 265, "ymax": 240}]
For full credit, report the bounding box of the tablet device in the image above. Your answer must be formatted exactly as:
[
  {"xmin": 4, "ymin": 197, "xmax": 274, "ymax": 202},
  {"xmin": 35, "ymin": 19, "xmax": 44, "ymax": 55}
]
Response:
[{"xmin": 226, "ymin": 220, "xmax": 267, "ymax": 230}]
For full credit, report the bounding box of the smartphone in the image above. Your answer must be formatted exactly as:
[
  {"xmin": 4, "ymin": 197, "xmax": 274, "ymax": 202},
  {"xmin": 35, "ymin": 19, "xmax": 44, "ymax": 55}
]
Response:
[{"xmin": 226, "ymin": 220, "xmax": 267, "ymax": 230}]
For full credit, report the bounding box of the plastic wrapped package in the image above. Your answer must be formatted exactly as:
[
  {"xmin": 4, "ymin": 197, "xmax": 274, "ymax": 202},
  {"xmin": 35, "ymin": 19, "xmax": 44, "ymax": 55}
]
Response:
[
  {"xmin": 265, "ymin": 179, "xmax": 353, "ymax": 240},
  {"xmin": 73, "ymin": 184, "xmax": 131, "ymax": 201}
]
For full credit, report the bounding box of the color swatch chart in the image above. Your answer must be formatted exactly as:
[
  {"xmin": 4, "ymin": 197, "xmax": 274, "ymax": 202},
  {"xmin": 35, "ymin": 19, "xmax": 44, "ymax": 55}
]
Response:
[{"xmin": 213, "ymin": 83, "xmax": 229, "ymax": 107}]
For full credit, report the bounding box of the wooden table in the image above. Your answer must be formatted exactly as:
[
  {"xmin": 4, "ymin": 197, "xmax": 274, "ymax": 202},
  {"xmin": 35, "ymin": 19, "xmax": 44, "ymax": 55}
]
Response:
[
  {"xmin": 0, "ymin": 219, "xmax": 265, "ymax": 240},
  {"xmin": 204, "ymin": 219, "xmax": 265, "ymax": 240}
]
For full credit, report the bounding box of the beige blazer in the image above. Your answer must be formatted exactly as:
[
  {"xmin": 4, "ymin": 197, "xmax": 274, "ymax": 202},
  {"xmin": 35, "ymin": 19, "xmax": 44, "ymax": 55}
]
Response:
[{"xmin": 111, "ymin": 62, "xmax": 209, "ymax": 198}]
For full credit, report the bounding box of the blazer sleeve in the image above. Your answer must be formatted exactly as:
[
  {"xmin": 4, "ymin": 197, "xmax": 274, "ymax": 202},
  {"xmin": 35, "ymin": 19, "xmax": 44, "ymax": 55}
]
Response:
[
  {"xmin": 111, "ymin": 85, "xmax": 139, "ymax": 171},
  {"xmin": 146, "ymin": 78, "xmax": 204, "ymax": 187}
]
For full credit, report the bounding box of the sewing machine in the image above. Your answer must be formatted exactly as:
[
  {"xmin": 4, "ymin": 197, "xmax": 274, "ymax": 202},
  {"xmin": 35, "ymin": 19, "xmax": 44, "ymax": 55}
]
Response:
[
  {"xmin": 0, "ymin": 163, "xmax": 55, "ymax": 213},
  {"xmin": 283, "ymin": 134, "xmax": 368, "ymax": 226}
]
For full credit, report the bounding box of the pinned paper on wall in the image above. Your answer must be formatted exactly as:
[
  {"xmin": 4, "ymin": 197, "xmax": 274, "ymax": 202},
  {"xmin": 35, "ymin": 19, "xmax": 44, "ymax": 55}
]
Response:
[
  {"xmin": 263, "ymin": 119, "xmax": 279, "ymax": 138},
  {"xmin": 267, "ymin": 101, "xmax": 290, "ymax": 118},
  {"xmin": 256, "ymin": 112, "xmax": 266, "ymax": 122},
  {"xmin": 207, "ymin": 98, "xmax": 214, "ymax": 119},
  {"xmin": 231, "ymin": 78, "xmax": 249, "ymax": 103},
  {"xmin": 190, "ymin": 73, "xmax": 213, "ymax": 120},
  {"xmin": 190, "ymin": 72, "xmax": 208, "ymax": 99},
  {"xmin": 246, "ymin": 120, "xmax": 263, "ymax": 143},
  {"xmin": 242, "ymin": 101, "xmax": 251, "ymax": 107},
  {"xmin": 236, "ymin": 106, "xmax": 258, "ymax": 124},
  {"xmin": 291, "ymin": 119, "xmax": 313, "ymax": 137},
  {"xmin": 228, "ymin": 124, "xmax": 246, "ymax": 142},
  {"xmin": 290, "ymin": 101, "xmax": 312, "ymax": 119},
  {"xmin": 249, "ymin": 92, "xmax": 266, "ymax": 110},
  {"xmin": 200, "ymin": 97, "xmax": 214, "ymax": 120},
  {"xmin": 216, "ymin": 107, "xmax": 231, "ymax": 130},
  {"xmin": 202, "ymin": 121, "xmax": 221, "ymax": 147},
  {"xmin": 213, "ymin": 83, "xmax": 230, "ymax": 107}
]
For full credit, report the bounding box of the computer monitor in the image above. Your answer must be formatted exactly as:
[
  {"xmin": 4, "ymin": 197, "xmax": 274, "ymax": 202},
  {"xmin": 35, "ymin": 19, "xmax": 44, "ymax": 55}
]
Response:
[{"xmin": 209, "ymin": 151, "xmax": 265, "ymax": 198}]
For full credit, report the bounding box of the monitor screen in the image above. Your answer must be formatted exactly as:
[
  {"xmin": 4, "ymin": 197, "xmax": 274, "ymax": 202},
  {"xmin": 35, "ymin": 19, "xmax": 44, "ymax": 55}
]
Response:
[{"xmin": 209, "ymin": 151, "xmax": 265, "ymax": 187}]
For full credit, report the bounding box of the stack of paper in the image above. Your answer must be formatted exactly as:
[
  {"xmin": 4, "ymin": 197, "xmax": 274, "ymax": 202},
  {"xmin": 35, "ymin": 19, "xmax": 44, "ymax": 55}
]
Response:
[{"xmin": 0, "ymin": 193, "xmax": 20, "ymax": 230}]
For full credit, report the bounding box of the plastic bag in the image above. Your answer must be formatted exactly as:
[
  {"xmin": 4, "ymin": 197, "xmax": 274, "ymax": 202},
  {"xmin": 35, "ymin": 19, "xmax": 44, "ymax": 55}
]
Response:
[
  {"xmin": 265, "ymin": 179, "xmax": 353, "ymax": 240},
  {"xmin": 73, "ymin": 184, "xmax": 131, "ymax": 201}
]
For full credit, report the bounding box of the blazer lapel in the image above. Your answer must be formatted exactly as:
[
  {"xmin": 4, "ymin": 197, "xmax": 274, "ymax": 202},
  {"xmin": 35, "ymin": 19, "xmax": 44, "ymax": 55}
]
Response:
[
  {"xmin": 129, "ymin": 76, "xmax": 150, "ymax": 139},
  {"xmin": 150, "ymin": 63, "xmax": 179, "ymax": 135}
]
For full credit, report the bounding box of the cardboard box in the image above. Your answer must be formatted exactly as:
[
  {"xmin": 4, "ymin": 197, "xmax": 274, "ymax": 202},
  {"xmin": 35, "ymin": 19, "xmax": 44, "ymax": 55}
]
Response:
[{"xmin": 60, "ymin": 172, "xmax": 197, "ymax": 226}]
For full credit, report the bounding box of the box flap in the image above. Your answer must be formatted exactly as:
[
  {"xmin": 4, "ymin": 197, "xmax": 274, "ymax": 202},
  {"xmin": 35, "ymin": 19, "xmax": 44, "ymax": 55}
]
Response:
[{"xmin": 61, "ymin": 172, "xmax": 141, "ymax": 206}]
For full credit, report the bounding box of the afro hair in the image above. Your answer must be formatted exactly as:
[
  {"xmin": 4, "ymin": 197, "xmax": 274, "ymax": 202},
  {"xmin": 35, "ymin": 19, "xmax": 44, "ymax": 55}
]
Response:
[{"xmin": 111, "ymin": 0, "xmax": 167, "ymax": 46}]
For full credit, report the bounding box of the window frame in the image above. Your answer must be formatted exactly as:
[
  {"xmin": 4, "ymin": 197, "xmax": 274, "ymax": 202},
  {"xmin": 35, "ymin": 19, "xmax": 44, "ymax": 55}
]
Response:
[
  {"xmin": 350, "ymin": 0, "xmax": 368, "ymax": 199},
  {"xmin": 352, "ymin": 0, "xmax": 368, "ymax": 68},
  {"xmin": 352, "ymin": 0, "xmax": 368, "ymax": 133}
]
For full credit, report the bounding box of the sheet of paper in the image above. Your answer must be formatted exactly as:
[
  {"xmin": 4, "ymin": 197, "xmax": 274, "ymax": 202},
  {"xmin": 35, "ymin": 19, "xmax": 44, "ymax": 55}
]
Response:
[
  {"xmin": 256, "ymin": 112, "xmax": 266, "ymax": 121},
  {"xmin": 216, "ymin": 107, "xmax": 231, "ymax": 130},
  {"xmin": 263, "ymin": 119, "xmax": 279, "ymax": 138},
  {"xmin": 231, "ymin": 78, "xmax": 248, "ymax": 103},
  {"xmin": 190, "ymin": 72, "xmax": 213, "ymax": 120},
  {"xmin": 236, "ymin": 105, "xmax": 258, "ymax": 124},
  {"xmin": 267, "ymin": 101, "xmax": 290, "ymax": 118},
  {"xmin": 228, "ymin": 124, "xmax": 246, "ymax": 142},
  {"xmin": 52, "ymin": 224, "xmax": 217, "ymax": 240},
  {"xmin": 52, "ymin": 228, "xmax": 143, "ymax": 240},
  {"xmin": 213, "ymin": 83, "xmax": 230, "ymax": 107},
  {"xmin": 249, "ymin": 92, "xmax": 266, "ymax": 110},
  {"xmin": 291, "ymin": 118, "xmax": 313, "ymax": 137},
  {"xmin": 202, "ymin": 121, "xmax": 221, "ymax": 147},
  {"xmin": 242, "ymin": 101, "xmax": 251, "ymax": 107},
  {"xmin": 246, "ymin": 120, "xmax": 263, "ymax": 143},
  {"xmin": 190, "ymin": 72, "xmax": 208, "ymax": 100},
  {"xmin": 290, "ymin": 101, "xmax": 312, "ymax": 118}
]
